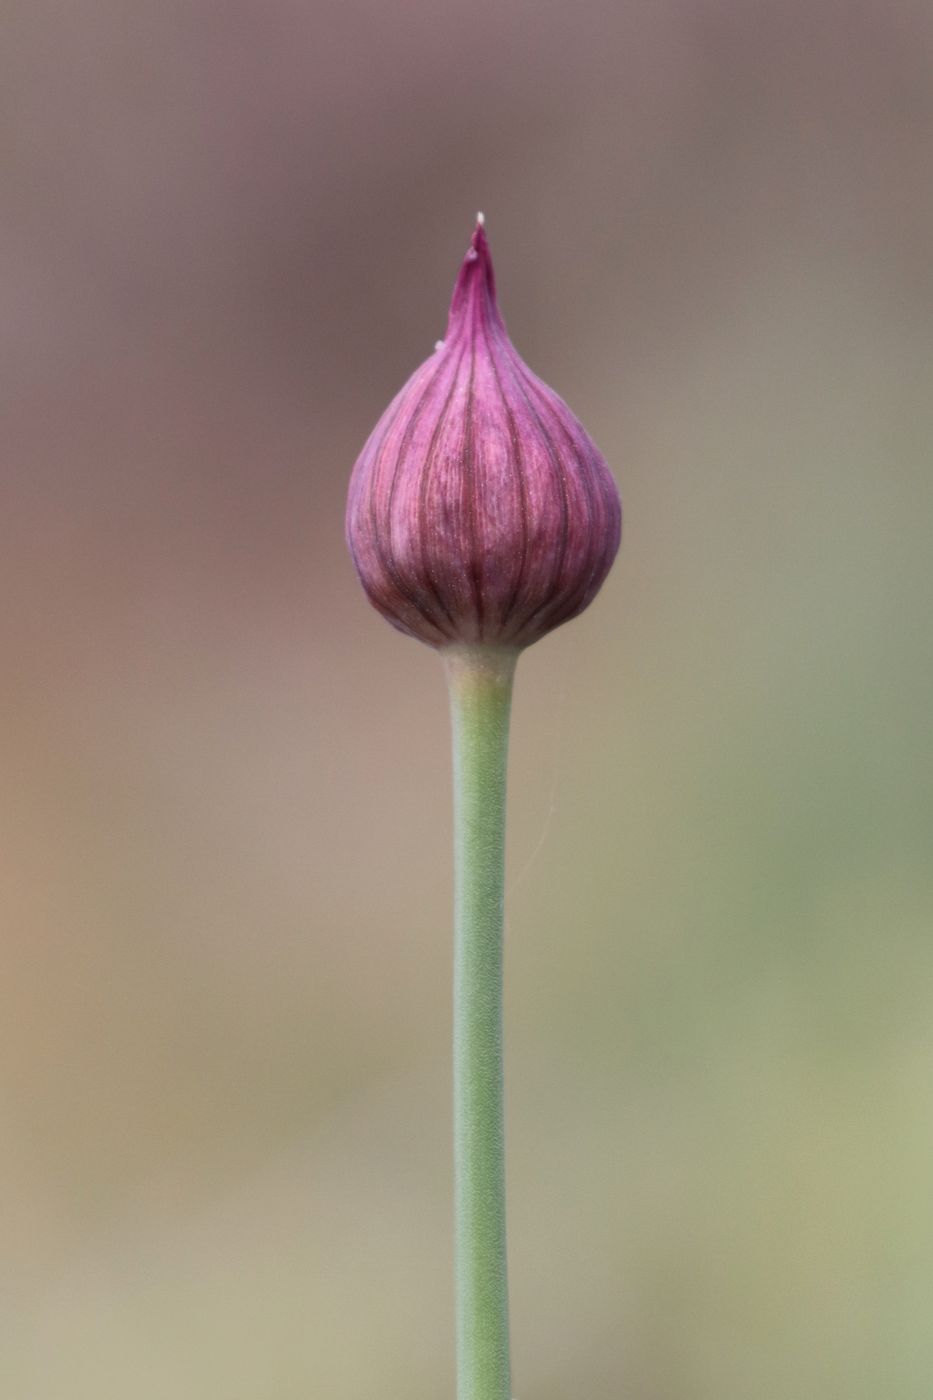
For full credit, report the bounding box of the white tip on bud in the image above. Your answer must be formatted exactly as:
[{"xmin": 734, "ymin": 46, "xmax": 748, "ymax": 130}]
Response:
[{"xmin": 476, "ymin": 211, "xmax": 485, "ymax": 226}]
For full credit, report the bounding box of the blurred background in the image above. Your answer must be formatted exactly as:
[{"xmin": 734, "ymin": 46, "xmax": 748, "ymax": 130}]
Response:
[{"xmin": 3, "ymin": 1, "xmax": 933, "ymax": 1396}]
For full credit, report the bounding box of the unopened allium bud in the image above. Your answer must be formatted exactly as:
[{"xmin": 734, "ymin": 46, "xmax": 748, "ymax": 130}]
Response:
[{"xmin": 346, "ymin": 217, "xmax": 621, "ymax": 650}]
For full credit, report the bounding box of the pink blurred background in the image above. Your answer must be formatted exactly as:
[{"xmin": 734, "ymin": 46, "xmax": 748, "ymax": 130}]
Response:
[{"xmin": 3, "ymin": 2, "xmax": 933, "ymax": 1396}]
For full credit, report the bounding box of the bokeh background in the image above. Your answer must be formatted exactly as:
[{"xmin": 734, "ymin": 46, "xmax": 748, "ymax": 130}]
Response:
[{"xmin": 3, "ymin": 2, "xmax": 933, "ymax": 1396}]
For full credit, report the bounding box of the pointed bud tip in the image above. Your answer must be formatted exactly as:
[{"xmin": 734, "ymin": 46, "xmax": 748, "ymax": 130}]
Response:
[
  {"xmin": 447, "ymin": 215, "xmax": 497, "ymax": 336},
  {"xmin": 465, "ymin": 212, "xmax": 490, "ymax": 262}
]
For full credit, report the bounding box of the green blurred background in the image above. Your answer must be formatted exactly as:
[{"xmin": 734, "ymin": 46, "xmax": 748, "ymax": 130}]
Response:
[{"xmin": 3, "ymin": 2, "xmax": 933, "ymax": 1396}]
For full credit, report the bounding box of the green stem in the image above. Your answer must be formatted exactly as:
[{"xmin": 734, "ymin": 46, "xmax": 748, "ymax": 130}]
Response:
[{"xmin": 444, "ymin": 643, "xmax": 518, "ymax": 1400}]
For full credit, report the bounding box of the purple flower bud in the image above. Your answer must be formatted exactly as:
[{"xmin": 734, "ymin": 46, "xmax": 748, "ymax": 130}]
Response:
[{"xmin": 346, "ymin": 217, "xmax": 621, "ymax": 650}]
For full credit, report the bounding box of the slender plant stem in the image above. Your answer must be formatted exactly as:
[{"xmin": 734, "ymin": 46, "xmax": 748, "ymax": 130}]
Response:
[{"xmin": 444, "ymin": 643, "xmax": 518, "ymax": 1400}]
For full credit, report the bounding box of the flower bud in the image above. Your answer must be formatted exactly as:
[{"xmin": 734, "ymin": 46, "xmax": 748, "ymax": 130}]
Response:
[{"xmin": 346, "ymin": 217, "xmax": 621, "ymax": 650}]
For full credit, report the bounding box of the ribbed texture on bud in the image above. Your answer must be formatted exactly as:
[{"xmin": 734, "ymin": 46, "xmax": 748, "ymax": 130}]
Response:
[{"xmin": 346, "ymin": 219, "xmax": 621, "ymax": 650}]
